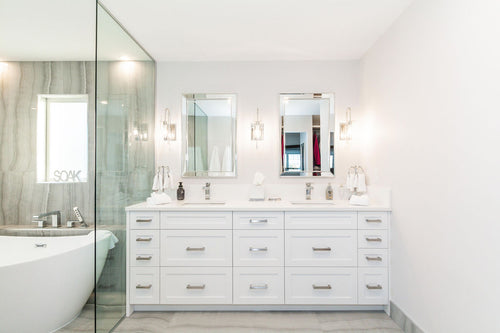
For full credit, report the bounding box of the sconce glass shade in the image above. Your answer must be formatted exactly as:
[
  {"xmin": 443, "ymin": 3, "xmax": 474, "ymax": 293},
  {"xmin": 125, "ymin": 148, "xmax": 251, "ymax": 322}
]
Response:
[
  {"xmin": 339, "ymin": 122, "xmax": 352, "ymax": 141},
  {"xmin": 162, "ymin": 121, "xmax": 176, "ymax": 141},
  {"xmin": 251, "ymin": 121, "xmax": 264, "ymax": 141},
  {"xmin": 339, "ymin": 107, "xmax": 352, "ymax": 141},
  {"xmin": 162, "ymin": 108, "xmax": 176, "ymax": 141}
]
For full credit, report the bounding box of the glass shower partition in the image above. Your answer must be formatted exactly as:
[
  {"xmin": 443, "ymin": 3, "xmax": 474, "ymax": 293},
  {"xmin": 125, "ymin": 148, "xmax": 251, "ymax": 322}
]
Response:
[{"xmin": 95, "ymin": 4, "xmax": 155, "ymax": 333}]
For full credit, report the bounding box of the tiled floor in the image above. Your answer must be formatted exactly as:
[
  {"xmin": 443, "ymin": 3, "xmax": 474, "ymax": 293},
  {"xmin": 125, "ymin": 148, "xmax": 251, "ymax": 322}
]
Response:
[{"xmin": 113, "ymin": 311, "xmax": 404, "ymax": 333}]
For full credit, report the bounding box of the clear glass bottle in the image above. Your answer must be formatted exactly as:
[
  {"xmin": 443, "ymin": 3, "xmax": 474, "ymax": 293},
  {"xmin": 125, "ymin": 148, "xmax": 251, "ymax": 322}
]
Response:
[
  {"xmin": 177, "ymin": 182, "xmax": 185, "ymax": 200},
  {"xmin": 326, "ymin": 183, "xmax": 333, "ymax": 200}
]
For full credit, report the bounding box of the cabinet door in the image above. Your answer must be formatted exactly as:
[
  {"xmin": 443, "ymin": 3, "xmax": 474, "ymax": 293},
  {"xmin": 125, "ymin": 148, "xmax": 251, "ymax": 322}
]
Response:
[
  {"xmin": 285, "ymin": 212, "xmax": 357, "ymax": 229},
  {"xmin": 129, "ymin": 211, "xmax": 159, "ymax": 229},
  {"xmin": 285, "ymin": 267, "xmax": 357, "ymax": 304},
  {"xmin": 358, "ymin": 230, "xmax": 388, "ymax": 249},
  {"xmin": 358, "ymin": 268, "xmax": 388, "ymax": 305},
  {"xmin": 161, "ymin": 211, "xmax": 232, "ymax": 229},
  {"xmin": 130, "ymin": 267, "xmax": 159, "ymax": 304},
  {"xmin": 161, "ymin": 230, "xmax": 232, "ymax": 266},
  {"xmin": 160, "ymin": 267, "xmax": 232, "ymax": 304},
  {"xmin": 233, "ymin": 211, "xmax": 284, "ymax": 230},
  {"xmin": 233, "ymin": 267, "xmax": 284, "ymax": 304},
  {"xmin": 285, "ymin": 230, "xmax": 357, "ymax": 267},
  {"xmin": 233, "ymin": 230, "xmax": 284, "ymax": 267},
  {"xmin": 358, "ymin": 212, "xmax": 388, "ymax": 229}
]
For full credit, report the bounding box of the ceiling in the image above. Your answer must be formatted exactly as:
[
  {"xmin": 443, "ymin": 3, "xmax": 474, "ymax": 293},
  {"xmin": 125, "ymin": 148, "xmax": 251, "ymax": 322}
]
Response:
[
  {"xmin": 100, "ymin": 0, "xmax": 414, "ymax": 61},
  {"xmin": 0, "ymin": 0, "xmax": 413, "ymax": 61}
]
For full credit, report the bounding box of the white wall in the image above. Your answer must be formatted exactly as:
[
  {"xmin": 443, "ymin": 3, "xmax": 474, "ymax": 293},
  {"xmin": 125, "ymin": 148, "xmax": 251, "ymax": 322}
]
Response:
[
  {"xmin": 360, "ymin": 0, "xmax": 500, "ymax": 332},
  {"xmin": 156, "ymin": 61, "xmax": 361, "ymax": 186}
]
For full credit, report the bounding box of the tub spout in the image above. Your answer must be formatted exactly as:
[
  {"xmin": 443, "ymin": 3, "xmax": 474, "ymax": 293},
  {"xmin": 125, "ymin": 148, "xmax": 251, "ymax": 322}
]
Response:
[{"xmin": 36, "ymin": 211, "xmax": 61, "ymax": 228}]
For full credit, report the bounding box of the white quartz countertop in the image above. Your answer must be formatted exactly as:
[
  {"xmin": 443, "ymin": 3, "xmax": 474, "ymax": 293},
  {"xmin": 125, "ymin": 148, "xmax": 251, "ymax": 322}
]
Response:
[{"xmin": 126, "ymin": 200, "xmax": 391, "ymax": 212}]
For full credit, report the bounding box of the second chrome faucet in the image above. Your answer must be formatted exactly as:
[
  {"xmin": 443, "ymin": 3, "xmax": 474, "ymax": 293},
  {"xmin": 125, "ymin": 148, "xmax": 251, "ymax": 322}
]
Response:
[
  {"xmin": 306, "ymin": 183, "xmax": 314, "ymax": 200},
  {"xmin": 203, "ymin": 182, "xmax": 211, "ymax": 200}
]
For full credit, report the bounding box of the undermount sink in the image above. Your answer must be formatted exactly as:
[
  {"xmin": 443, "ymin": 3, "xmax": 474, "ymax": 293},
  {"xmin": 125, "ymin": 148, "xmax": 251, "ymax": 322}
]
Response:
[
  {"xmin": 289, "ymin": 201, "xmax": 335, "ymax": 205},
  {"xmin": 181, "ymin": 201, "xmax": 226, "ymax": 206}
]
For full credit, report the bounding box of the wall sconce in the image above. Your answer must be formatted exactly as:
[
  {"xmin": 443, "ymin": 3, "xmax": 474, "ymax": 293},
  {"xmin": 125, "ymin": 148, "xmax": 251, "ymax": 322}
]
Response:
[
  {"xmin": 251, "ymin": 108, "xmax": 264, "ymax": 145},
  {"xmin": 162, "ymin": 108, "xmax": 176, "ymax": 141},
  {"xmin": 340, "ymin": 107, "xmax": 353, "ymax": 141}
]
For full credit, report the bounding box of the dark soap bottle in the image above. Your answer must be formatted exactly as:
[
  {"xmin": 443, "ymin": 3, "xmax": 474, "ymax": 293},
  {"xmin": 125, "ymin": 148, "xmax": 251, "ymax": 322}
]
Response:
[{"xmin": 177, "ymin": 182, "xmax": 185, "ymax": 200}]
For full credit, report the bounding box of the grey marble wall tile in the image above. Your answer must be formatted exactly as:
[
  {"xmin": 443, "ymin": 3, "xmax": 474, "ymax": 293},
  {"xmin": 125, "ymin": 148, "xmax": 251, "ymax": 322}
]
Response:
[
  {"xmin": 0, "ymin": 61, "xmax": 95, "ymax": 226},
  {"xmin": 391, "ymin": 302, "xmax": 425, "ymax": 333}
]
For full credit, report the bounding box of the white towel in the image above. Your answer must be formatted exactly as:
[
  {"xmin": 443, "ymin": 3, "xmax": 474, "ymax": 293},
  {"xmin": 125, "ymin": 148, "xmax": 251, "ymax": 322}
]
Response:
[
  {"xmin": 166, "ymin": 171, "xmax": 174, "ymax": 190},
  {"xmin": 221, "ymin": 145, "xmax": 232, "ymax": 175},
  {"xmin": 158, "ymin": 172, "xmax": 164, "ymax": 192},
  {"xmin": 346, "ymin": 172, "xmax": 355, "ymax": 191},
  {"xmin": 349, "ymin": 194, "xmax": 370, "ymax": 206},
  {"xmin": 209, "ymin": 146, "xmax": 221, "ymax": 172},
  {"xmin": 152, "ymin": 172, "xmax": 160, "ymax": 191},
  {"xmin": 356, "ymin": 173, "xmax": 367, "ymax": 193},
  {"xmin": 147, "ymin": 192, "xmax": 172, "ymax": 205}
]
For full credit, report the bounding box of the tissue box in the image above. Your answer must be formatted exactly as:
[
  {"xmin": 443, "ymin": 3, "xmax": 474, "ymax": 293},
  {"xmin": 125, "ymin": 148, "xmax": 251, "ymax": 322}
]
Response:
[{"xmin": 249, "ymin": 185, "xmax": 265, "ymax": 201}]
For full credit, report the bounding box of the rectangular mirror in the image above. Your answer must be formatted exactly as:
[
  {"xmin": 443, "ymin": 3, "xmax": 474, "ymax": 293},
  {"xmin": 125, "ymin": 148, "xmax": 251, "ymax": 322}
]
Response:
[
  {"xmin": 182, "ymin": 93, "xmax": 237, "ymax": 177},
  {"xmin": 37, "ymin": 94, "xmax": 89, "ymax": 183},
  {"xmin": 280, "ymin": 93, "xmax": 334, "ymax": 177}
]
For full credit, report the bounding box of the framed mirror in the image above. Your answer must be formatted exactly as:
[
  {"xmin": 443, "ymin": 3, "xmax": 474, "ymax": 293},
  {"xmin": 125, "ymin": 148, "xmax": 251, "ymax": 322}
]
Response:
[
  {"xmin": 182, "ymin": 93, "xmax": 237, "ymax": 177},
  {"xmin": 280, "ymin": 93, "xmax": 334, "ymax": 177}
]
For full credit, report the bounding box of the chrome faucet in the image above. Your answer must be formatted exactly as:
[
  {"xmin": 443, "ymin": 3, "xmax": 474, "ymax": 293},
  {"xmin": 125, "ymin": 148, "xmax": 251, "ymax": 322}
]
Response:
[
  {"xmin": 305, "ymin": 183, "xmax": 314, "ymax": 200},
  {"xmin": 33, "ymin": 211, "xmax": 61, "ymax": 228},
  {"xmin": 203, "ymin": 182, "xmax": 211, "ymax": 200}
]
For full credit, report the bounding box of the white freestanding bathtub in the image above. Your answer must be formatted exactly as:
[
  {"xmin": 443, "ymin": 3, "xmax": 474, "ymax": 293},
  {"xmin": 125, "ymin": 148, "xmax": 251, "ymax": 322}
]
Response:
[{"xmin": 0, "ymin": 230, "xmax": 118, "ymax": 333}]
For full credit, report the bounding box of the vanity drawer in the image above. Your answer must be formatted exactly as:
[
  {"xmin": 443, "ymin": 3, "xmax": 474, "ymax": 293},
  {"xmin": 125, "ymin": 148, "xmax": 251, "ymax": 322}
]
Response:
[
  {"xmin": 358, "ymin": 230, "xmax": 388, "ymax": 249},
  {"xmin": 161, "ymin": 211, "xmax": 232, "ymax": 229},
  {"xmin": 233, "ymin": 230, "xmax": 284, "ymax": 267},
  {"xmin": 130, "ymin": 267, "xmax": 159, "ymax": 304},
  {"xmin": 358, "ymin": 212, "xmax": 389, "ymax": 229},
  {"xmin": 285, "ymin": 267, "xmax": 356, "ymax": 304},
  {"xmin": 285, "ymin": 230, "xmax": 357, "ymax": 267},
  {"xmin": 160, "ymin": 267, "xmax": 232, "ymax": 304},
  {"xmin": 160, "ymin": 230, "xmax": 232, "ymax": 266},
  {"xmin": 130, "ymin": 230, "xmax": 159, "ymax": 251},
  {"xmin": 358, "ymin": 249, "xmax": 388, "ymax": 267},
  {"xmin": 129, "ymin": 211, "xmax": 159, "ymax": 229},
  {"xmin": 233, "ymin": 267, "xmax": 284, "ymax": 304},
  {"xmin": 285, "ymin": 212, "xmax": 357, "ymax": 230},
  {"xmin": 130, "ymin": 248, "xmax": 160, "ymax": 267},
  {"xmin": 233, "ymin": 211, "xmax": 284, "ymax": 230},
  {"xmin": 358, "ymin": 268, "xmax": 388, "ymax": 304}
]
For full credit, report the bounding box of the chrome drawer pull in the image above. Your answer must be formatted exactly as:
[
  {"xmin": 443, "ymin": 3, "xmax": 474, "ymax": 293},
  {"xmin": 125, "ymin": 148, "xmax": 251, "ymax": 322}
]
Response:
[
  {"xmin": 366, "ymin": 256, "xmax": 383, "ymax": 261},
  {"xmin": 365, "ymin": 237, "xmax": 383, "ymax": 242},
  {"xmin": 136, "ymin": 237, "xmax": 153, "ymax": 242},
  {"xmin": 35, "ymin": 243, "xmax": 47, "ymax": 248},
  {"xmin": 186, "ymin": 246, "xmax": 206, "ymax": 251},
  {"xmin": 366, "ymin": 284, "xmax": 383, "ymax": 290},
  {"xmin": 312, "ymin": 247, "xmax": 331, "ymax": 251},
  {"xmin": 249, "ymin": 284, "xmax": 268, "ymax": 290},
  {"xmin": 249, "ymin": 247, "xmax": 268, "ymax": 252},
  {"xmin": 136, "ymin": 284, "xmax": 152, "ymax": 289},
  {"xmin": 136, "ymin": 256, "xmax": 152, "ymax": 261},
  {"xmin": 366, "ymin": 218, "xmax": 383, "ymax": 223},
  {"xmin": 136, "ymin": 219, "xmax": 153, "ymax": 223},
  {"xmin": 186, "ymin": 284, "xmax": 205, "ymax": 289},
  {"xmin": 313, "ymin": 284, "xmax": 332, "ymax": 290},
  {"xmin": 249, "ymin": 219, "xmax": 268, "ymax": 224}
]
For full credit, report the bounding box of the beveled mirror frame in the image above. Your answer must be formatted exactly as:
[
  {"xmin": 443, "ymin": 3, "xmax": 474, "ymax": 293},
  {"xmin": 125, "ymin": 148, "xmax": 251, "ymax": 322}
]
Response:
[
  {"xmin": 181, "ymin": 93, "xmax": 237, "ymax": 178},
  {"xmin": 279, "ymin": 92, "xmax": 335, "ymax": 178}
]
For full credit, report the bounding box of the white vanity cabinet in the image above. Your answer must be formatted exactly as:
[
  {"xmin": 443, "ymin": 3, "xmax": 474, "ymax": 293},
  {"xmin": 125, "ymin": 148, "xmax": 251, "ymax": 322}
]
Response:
[{"xmin": 126, "ymin": 205, "xmax": 390, "ymax": 315}]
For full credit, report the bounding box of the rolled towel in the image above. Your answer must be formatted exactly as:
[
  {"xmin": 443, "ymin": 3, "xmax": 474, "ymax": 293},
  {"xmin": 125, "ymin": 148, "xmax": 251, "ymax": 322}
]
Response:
[
  {"xmin": 346, "ymin": 172, "xmax": 355, "ymax": 191},
  {"xmin": 147, "ymin": 192, "xmax": 172, "ymax": 205}
]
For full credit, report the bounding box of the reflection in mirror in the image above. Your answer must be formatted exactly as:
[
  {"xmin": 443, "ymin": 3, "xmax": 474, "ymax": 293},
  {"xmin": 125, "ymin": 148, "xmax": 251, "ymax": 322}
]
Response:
[
  {"xmin": 182, "ymin": 93, "xmax": 237, "ymax": 177},
  {"xmin": 37, "ymin": 94, "xmax": 88, "ymax": 183},
  {"xmin": 280, "ymin": 93, "xmax": 334, "ymax": 177}
]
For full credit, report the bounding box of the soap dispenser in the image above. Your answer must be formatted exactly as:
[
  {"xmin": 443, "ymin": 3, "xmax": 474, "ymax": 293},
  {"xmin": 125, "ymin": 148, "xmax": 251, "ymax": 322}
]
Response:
[
  {"xmin": 177, "ymin": 182, "xmax": 185, "ymax": 200},
  {"xmin": 326, "ymin": 183, "xmax": 333, "ymax": 200}
]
